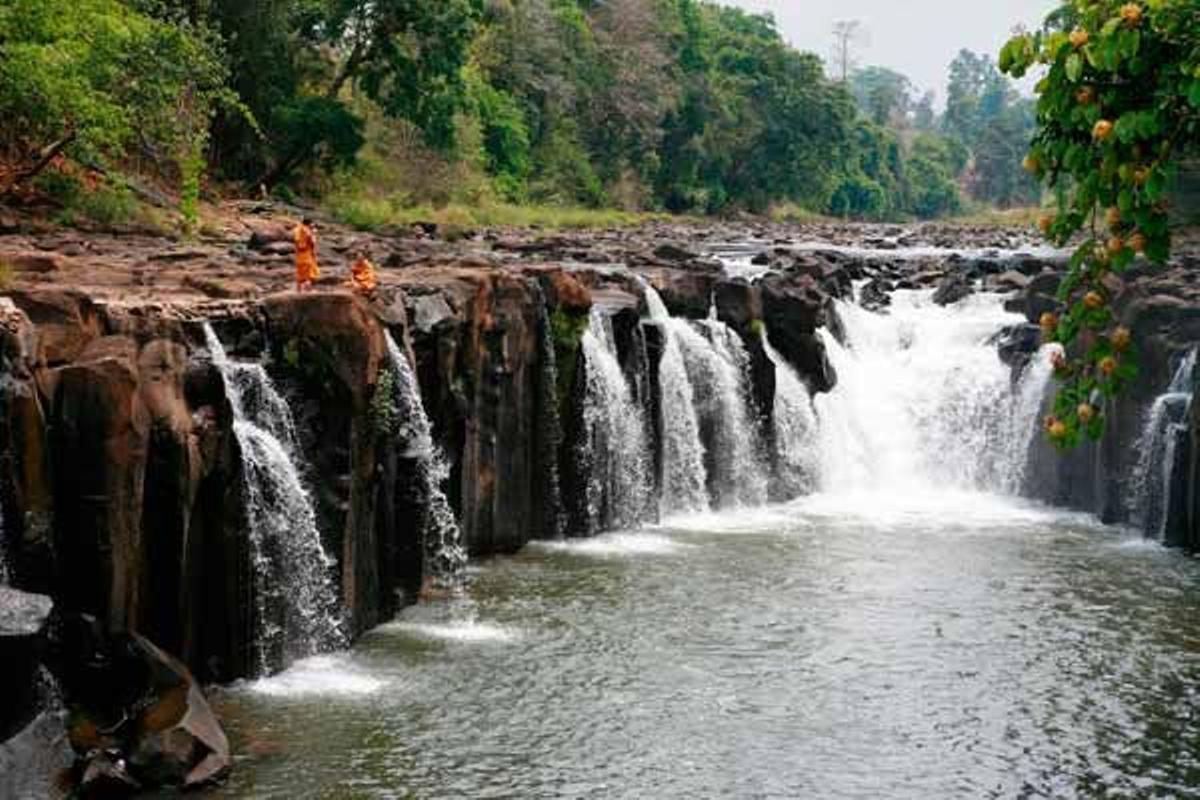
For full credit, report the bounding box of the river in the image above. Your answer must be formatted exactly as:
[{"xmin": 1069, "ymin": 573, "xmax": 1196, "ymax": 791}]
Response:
[
  {"xmin": 204, "ymin": 493, "xmax": 1200, "ymax": 798},
  {"xmin": 198, "ymin": 268, "xmax": 1200, "ymax": 799}
]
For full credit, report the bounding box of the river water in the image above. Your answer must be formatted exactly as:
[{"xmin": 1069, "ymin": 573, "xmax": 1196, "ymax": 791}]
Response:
[
  {"xmin": 198, "ymin": 275, "xmax": 1200, "ymax": 799},
  {"xmin": 206, "ymin": 493, "xmax": 1200, "ymax": 799}
]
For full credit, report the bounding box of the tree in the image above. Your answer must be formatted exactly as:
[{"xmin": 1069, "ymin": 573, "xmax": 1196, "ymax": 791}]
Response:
[
  {"xmin": 851, "ymin": 66, "xmax": 914, "ymax": 127},
  {"xmin": 0, "ymin": 0, "xmax": 231, "ymax": 197},
  {"xmin": 830, "ymin": 20, "xmax": 866, "ymax": 83},
  {"xmin": 258, "ymin": 0, "xmax": 482, "ymax": 186},
  {"xmin": 1001, "ymin": 0, "xmax": 1200, "ymax": 447}
]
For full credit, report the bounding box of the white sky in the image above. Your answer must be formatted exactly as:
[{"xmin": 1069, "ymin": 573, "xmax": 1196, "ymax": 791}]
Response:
[{"xmin": 718, "ymin": 0, "xmax": 1059, "ymax": 105}]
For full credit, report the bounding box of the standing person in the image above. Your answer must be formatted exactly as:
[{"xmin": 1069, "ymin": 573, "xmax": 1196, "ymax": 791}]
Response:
[
  {"xmin": 348, "ymin": 248, "xmax": 378, "ymax": 296},
  {"xmin": 293, "ymin": 217, "xmax": 320, "ymax": 292}
]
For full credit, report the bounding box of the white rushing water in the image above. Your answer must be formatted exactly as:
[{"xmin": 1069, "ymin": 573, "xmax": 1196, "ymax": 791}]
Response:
[
  {"xmin": 1132, "ymin": 348, "xmax": 1197, "ymax": 538},
  {"xmin": 644, "ymin": 287, "xmax": 710, "ymax": 515},
  {"xmin": 204, "ymin": 324, "xmax": 345, "ymax": 675},
  {"xmin": 580, "ymin": 310, "xmax": 653, "ymax": 531},
  {"xmin": 678, "ymin": 317, "xmax": 769, "ymax": 507},
  {"xmin": 642, "ymin": 286, "xmax": 771, "ymax": 512},
  {"xmin": 383, "ymin": 333, "xmax": 467, "ymax": 581},
  {"xmin": 764, "ymin": 335, "xmax": 821, "ymax": 498},
  {"xmin": 814, "ymin": 290, "xmax": 1056, "ymax": 498}
]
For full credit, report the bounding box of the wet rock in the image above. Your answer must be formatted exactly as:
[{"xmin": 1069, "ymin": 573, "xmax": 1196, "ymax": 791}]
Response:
[
  {"xmin": 79, "ymin": 751, "xmax": 140, "ymax": 797},
  {"xmin": 989, "ymin": 270, "xmax": 1031, "ymax": 292},
  {"xmin": 989, "ymin": 323, "xmax": 1042, "ymax": 370},
  {"xmin": 714, "ymin": 280, "xmax": 761, "ymax": 333},
  {"xmin": 932, "ymin": 273, "xmax": 973, "ymax": 306},
  {"xmin": 0, "ymin": 587, "xmax": 54, "ymax": 740},
  {"xmin": 57, "ymin": 621, "xmax": 231, "ymax": 790},
  {"xmin": 858, "ymin": 279, "xmax": 892, "ymax": 311},
  {"xmin": 652, "ymin": 243, "xmax": 698, "ymax": 263},
  {"xmin": 1005, "ymin": 271, "xmax": 1062, "ymax": 322},
  {"xmin": 759, "ymin": 273, "xmax": 837, "ymax": 393},
  {"xmin": 0, "ymin": 711, "xmax": 74, "ymax": 800}
]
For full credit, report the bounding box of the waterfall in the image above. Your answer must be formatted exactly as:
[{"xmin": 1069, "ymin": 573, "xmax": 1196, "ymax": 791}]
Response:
[
  {"xmin": 644, "ymin": 287, "xmax": 709, "ymax": 514},
  {"xmin": 537, "ymin": 307, "xmax": 566, "ymax": 539},
  {"xmin": 382, "ymin": 333, "xmax": 467, "ymax": 582},
  {"xmin": 580, "ymin": 310, "xmax": 653, "ymax": 531},
  {"xmin": 204, "ymin": 324, "xmax": 345, "ymax": 675},
  {"xmin": 679, "ymin": 318, "xmax": 769, "ymax": 507},
  {"xmin": 1132, "ymin": 349, "xmax": 1197, "ymax": 538},
  {"xmin": 999, "ymin": 343, "xmax": 1063, "ymax": 495},
  {"xmin": 764, "ymin": 335, "xmax": 821, "ymax": 498},
  {"xmin": 814, "ymin": 290, "xmax": 1049, "ymax": 495}
]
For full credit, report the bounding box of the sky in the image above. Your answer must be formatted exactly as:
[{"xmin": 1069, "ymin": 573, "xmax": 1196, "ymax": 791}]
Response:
[{"xmin": 719, "ymin": 0, "xmax": 1059, "ymax": 106}]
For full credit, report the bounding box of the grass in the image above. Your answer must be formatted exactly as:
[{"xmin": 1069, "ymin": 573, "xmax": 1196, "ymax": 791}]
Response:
[
  {"xmin": 0, "ymin": 259, "xmax": 13, "ymax": 290},
  {"xmin": 767, "ymin": 202, "xmax": 833, "ymax": 225},
  {"xmin": 947, "ymin": 205, "xmax": 1044, "ymax": 228},
  {"xmin": 327, "ymin": 194, "xmax": 671, "ymax": 233}
]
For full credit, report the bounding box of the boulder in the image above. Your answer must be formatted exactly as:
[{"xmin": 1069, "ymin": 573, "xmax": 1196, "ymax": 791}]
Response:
[
  {"xmin": 988, "ymin": 323, "xmax": 1042, "ymax": 370},
  {"xmin": 58, "ymin": 621, "xmax": 231, "ymax": 790},
  {"xmin": 0, "ymin": 711, "xmax": 74, "ymax": 800},
  {"xmin": 858, "ymin": 278, "xmax": 892, "ymax": 311},
  {"xmin": 714, "ymin": 280, "xmax": 762, "ymax": 333},
  {"xmin": 932, "ymin": 273, "xmax": 973, "ymax": 306},
  {"xmin": 758, "ymin": 273, "xmax": 837, "ymax": 393},
  {"xmin": 0, "ymin": 587, "xmax": 55, "ymax": 740},
  {"xmin": 652, "ymin": 243, "xmax": 698, "ymax": 263}
]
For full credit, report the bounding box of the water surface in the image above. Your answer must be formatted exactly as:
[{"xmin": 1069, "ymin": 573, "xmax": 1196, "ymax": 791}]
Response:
[{"xmin": 204, "ymin": 493, "xmax": 1200, "ymax": 799}]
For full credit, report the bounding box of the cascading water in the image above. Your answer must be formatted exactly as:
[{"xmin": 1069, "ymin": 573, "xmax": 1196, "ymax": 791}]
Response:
[
  {"xmin": 1132, "ymin": 348, "xmax": 1197, "ymax": 538},
  {"xmin": 580, "ymin": 310, "xmax": 653, "ymax": 531},
  {"xmin": 383, "ymin": 333, "xmax": 467, "ymax": 582},
  {"xmin": 814, "ymin": 290, "xmax": 1056, "ymax": 495},
  {"xmin": 204, "ymin": 324, "xmax": 345, "ymax": 675},
  {"xmin": 640, "ymin": 285, "xmax": 773, "ymax": 511},
  {"xmin": 679, "ymin": 317, "xmax": 769, "ymax": 507},
  {"xmin": 536, "ymin": 306, "xmax": 566, "ymax": 539},
  {"xmin": 643, "ymin": 287, "xmax": 709, "ymax": 514},
  {"xmin": 764, "ymin": 335, "xmax": 821, "ymax": 498}
]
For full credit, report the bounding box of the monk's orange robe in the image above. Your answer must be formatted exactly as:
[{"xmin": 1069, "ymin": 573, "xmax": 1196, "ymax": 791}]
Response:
[
  {"xmin": 294, "ymin": 224, "xmax": 319, "ymax": 284},
  {"xmin": 349, "ymin": 257, "xmax": 377, "ymax": 293}
]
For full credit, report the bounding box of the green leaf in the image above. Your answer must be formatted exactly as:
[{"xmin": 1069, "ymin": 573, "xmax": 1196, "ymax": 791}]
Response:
[{"xmin": 1067, "ymin": 53, "xmax": 1084, "ymax": 82}]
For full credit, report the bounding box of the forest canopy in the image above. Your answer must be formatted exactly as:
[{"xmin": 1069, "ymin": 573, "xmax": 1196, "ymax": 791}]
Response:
[{"xmin": 0, "ymin": 0, "xmax": 1042, "ymax": 222}]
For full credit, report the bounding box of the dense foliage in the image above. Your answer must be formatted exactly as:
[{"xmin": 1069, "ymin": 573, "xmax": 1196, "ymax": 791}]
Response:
[
  {"xmin": 1001, "ymin": 0, "xmax": 1200, "ymax": 447},
  {"xmin": 0, "ymin": 0, "xmax": 1045, "ymax": 222}
]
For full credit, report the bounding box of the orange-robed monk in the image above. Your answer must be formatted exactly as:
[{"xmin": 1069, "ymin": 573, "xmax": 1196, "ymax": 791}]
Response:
[
  {"xmin": 293, "ymin": 217, "xmax": 319, "ymax": 292},
  {"xmin": 349, "ymin": 251, "xmax": 378, "ymax": 294}
]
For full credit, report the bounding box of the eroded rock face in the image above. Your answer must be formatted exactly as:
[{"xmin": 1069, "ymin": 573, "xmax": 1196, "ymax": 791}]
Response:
[{"xmin": 55, "ymin": 618, "xmax": 230, "ymax": 791}]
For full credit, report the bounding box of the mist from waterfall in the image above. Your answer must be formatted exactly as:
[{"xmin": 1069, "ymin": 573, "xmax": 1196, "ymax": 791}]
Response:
[
  {"xmin": 1132, "ymin": 348, "xmax": 1197, "ymax": 539},
  {"xmin": 580, "ymin": 310, "xmax": 653, "ymax": 531},
  {"xmin": 814, "ymin": 291, "xmax": 1056, "ymax": 497},
  {"xmin": 383, "ymin": 333, "xmax": 467, "ymax": 583},
  {"xmin": 204, "ymin": 324, "xmax": 345, "ymax": 675}
]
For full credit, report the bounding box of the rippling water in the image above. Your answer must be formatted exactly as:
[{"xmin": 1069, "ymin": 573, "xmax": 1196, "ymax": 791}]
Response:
[{"xmin": 199, "ymin": 492, "xmax": 1200, "ymax": 800}]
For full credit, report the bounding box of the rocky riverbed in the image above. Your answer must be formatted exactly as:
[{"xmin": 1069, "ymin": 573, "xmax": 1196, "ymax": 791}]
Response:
[{"xmin": 0, "ymin": 205, "xmax": 1197, "ymax": 796}]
